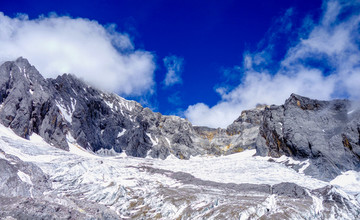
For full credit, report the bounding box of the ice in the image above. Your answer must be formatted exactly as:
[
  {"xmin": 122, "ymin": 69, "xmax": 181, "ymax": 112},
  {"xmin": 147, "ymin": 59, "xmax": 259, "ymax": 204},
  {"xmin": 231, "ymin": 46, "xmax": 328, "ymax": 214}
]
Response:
[
  {"xmin": 331, "ymin": 171, "xmax": 360, "ymax": 195},
  {"xmin": 104, "ymin": 100, "xmax": 114, "ymax": 110},
  {"xmin": 311, "ymin": 195, "xmax": 324, "ymax": 214},
  {"xmin": 146, "ymin": 133, "xmax": 158, "ymax": 145},
  {"xmin": 71, "ymin": 88, "xmax": 78, "ymax": 95},
  {"xmin": 347, "ymin": 110, "xmax": 355, "ymax": 114},
  {"xmin": 17, "ymin": 170, "xmax": 33, "ymax": 185},
  {"xmin": 29, "ymin": 133, "xmax": 50, "ymax": 145},
  {"xmin": 265, "ymin": 194, "xmax": 277, "ymax": 212},
  {"xmin": 165, "ymin": 137, "xmax": 171, "ymax": 146},
  {"xmin": 115, "ymin": 96, "xmax": 137, "ymax": 112},
  {"xmin": 70, "ymin": 97, "xmax": 76, "ymax": 111},
  {"xmin": 0, "ymin": 123, "xmax": 359, "ymax": 219},
  {"xmin": 67, "ymin": 133, "xmax": 96, "ymax": 158},
  {"xmin": 55, "ymin": 100, "xmax": 73, "ymax": 123},
  {"xmin": 298, "ymin": 160, "xmax": 310, "ymax": 174},
  {"xmin": 117, "ymin": 129, "xmax": 126, "ymax": 137},
  {"xmin": 155, "ymin": 150, "xmax": 328, "ymax": 190}
]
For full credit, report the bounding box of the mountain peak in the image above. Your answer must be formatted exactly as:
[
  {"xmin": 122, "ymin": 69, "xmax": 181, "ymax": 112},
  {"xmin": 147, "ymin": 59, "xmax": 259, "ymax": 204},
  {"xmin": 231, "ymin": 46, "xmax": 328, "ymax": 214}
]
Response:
[
  {"xmin": 0, "ymin": 58, "xmax": 359, "ymax": 182},
  {"xmin": 14, "ymin": 56, "xmax": 31, "ymax": 67}
]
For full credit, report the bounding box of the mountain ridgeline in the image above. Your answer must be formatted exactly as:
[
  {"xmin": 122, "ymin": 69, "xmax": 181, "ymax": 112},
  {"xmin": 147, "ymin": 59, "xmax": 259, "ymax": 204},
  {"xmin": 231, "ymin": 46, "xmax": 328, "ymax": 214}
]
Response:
[{"xmin": 0, "ymin": 57, "xmax": 359, "ymax": 181}]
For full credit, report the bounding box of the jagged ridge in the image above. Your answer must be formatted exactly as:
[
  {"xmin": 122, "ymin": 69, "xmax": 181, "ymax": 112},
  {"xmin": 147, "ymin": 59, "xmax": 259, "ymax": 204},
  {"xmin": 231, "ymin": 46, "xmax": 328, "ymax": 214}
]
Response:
[
  {"xmin": 256, "ymin": 94, "xmax": 360, "ymax": 180},
  {"xmin": 0, "ymin": 57, "xmax": 359, "ymax": 181},
  {"xmin": 0, "ymin": 57, "xmax": 259, "ymax": 160}
]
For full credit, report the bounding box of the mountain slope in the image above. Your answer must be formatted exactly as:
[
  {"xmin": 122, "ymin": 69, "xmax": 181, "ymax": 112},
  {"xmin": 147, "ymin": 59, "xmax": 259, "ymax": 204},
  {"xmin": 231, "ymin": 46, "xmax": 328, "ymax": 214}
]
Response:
[
  {"xmin": 0, "ymin": 57, "xmax": 359, "ymax": 181},
  {"xmin": 0, "ymin": 57, "xmax": 259, "ymax": 160},
  {"xmin": 0, "ymin": 57, "xmax": 360, "ymax": 219},
  {"xmin": 256, "ymin": 94, "xmax": 360, "ymax": 180},
  {"xmin": 0, "ymin": 123, "xmax": 359, "ymax": 219}
]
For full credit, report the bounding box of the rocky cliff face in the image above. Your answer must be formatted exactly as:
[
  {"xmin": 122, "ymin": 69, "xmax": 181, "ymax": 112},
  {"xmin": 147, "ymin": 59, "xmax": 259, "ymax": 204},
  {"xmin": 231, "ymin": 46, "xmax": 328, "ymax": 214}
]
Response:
[
  {"xmin": 0, "ymin": 58, "xmax": 260, "ymax": 160},
  {"xmin": 0, "ymin": 58, "xmax": 69, "ymax": 150},
  {"xmin": 256, "ymin": 94, "xmax": 360, "ymax": 180},
  {"xmin": 0, "ymin": 58, "xmax": 359, "ymax": 181},
  {"xmin": 0, "ymin": 58, "xmax": 360, "ymax": 219}
]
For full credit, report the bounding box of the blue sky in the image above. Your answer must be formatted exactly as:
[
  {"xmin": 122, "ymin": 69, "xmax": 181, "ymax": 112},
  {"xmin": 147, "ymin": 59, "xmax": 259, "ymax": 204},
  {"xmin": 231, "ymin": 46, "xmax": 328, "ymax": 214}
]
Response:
[{"xmin": 1, "ymin": 0, "xmax": 359, "ymax": 127}]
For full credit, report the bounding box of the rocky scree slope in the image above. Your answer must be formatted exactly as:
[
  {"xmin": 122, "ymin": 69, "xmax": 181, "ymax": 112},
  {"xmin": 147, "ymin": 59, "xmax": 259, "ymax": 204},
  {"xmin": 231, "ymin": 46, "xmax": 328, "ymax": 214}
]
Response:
[
  {"xmin": 0, "ymin": 58, "xmax": 259, "ymax": 160},
  {"xmin": 0, "ymin": 58, "xmax": 360, "ymax": 181}
]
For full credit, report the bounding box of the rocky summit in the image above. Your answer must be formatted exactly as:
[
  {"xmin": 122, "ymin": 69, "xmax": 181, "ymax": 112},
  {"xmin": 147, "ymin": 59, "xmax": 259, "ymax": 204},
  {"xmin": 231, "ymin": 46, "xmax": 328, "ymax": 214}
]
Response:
[
  {"xmin": 0, "ymin": 57, "xmax": 359, "ymax": 219},
  {"xmin": 256, "ymin": 94, "xmax": 360, "ymax": 181},
  {"xmin": 0, "ymin": 57, "xmax": 260, "ymax": 159}
]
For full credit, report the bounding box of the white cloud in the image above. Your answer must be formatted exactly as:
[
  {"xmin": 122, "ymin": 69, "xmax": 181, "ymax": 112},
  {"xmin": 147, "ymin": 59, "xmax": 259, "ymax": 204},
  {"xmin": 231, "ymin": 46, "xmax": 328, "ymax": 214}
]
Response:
[
  {"xmin": 163, "ymin": 55, "xmax": 184, "ymax": 87},
  {"xmin": 0, "ymin": 12, "xmax": 156, "ymax": 96},
  {"xmin": 185, "ymin": 0, "xmax": 360, "ymax": 128}
]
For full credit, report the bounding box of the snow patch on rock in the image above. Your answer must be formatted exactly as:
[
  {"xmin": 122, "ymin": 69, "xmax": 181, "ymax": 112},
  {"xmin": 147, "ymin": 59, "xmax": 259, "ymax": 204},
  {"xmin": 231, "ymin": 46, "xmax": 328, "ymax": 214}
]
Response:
[{"xmin": 17, "ymin": 170, "xmax": 33, "ymax": 185}]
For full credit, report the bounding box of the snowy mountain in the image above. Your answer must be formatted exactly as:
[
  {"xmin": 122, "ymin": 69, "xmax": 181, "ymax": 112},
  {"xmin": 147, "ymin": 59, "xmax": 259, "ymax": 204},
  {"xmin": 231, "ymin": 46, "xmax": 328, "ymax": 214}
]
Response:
[
  {"xmin": 1, "ymin": 123, "xmax": 360, "ymax": 219},
  {"xmin": 0, "ymin": 57, "xmax": 259, "ymax": 159},
  {"xmin": 0, "ymin": 57, "xmax": 360, "ymax": 219}
]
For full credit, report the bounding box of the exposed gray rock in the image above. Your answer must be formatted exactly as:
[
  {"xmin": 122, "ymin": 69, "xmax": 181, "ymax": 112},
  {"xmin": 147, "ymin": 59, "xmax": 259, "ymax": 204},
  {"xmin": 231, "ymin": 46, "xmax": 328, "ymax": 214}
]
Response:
[
  {"xmin": 0, "ymin": 57, "xmax": 68, "ymax": 150},
  {"xmin": 1, "ymin": 58, "xmax": 359, "ymax": 183},
  {"xmin": 0, "ymin": 196, "xmax": 120, "ymax": 220},
  {"xmin": 0, "ymin": 149, "xmax": 50, "ymax": 198},
  {"xmin": 256, "ymin": 94, "xmax": 360, "ymax": 180},
  {"xmin": 0, "ymin": 57, "xmax": 261, "ymax": 159},
  {"xmin": 272, "ymin": 182, "xmax": 310, "ymax": 199},
  {"xmin": 1, "ymin": 114, "xmax": 359, "ymax": 219}
]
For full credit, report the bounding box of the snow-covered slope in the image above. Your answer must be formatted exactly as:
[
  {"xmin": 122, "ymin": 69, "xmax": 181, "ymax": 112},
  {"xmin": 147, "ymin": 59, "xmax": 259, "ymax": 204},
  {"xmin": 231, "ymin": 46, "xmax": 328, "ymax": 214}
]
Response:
[
  {"xmin": 1, "ymin": 124, "xmax": 359, "ymax": 219},
  {"xmin": 1, "ymin": 57, "xmax": 359, "ymax": 183},
  {"xmin": 1, "ymin": 57, "xmax": 360, "ymax": 219}
]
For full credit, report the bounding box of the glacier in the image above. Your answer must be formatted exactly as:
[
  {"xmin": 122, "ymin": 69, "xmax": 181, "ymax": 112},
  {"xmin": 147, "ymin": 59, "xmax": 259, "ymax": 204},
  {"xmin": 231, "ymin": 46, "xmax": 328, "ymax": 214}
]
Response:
[{"xmin": 0, "ymin": 123, "xmax": 359, "ymax": 219}]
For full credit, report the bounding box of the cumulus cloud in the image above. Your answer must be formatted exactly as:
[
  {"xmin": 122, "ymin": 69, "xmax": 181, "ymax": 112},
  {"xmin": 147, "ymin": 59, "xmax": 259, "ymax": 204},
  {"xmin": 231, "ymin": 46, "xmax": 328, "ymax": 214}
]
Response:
[
  {"xmin": 185, "ymin": 0, "xmax": 360, "ymax": 128},
  {"xmin": 0, "ymin": 12, "xmax": 156, "ymax": 96},
  {"xmin": 163, "ymin": 55, "xmax": 184, "ymax": 87}
]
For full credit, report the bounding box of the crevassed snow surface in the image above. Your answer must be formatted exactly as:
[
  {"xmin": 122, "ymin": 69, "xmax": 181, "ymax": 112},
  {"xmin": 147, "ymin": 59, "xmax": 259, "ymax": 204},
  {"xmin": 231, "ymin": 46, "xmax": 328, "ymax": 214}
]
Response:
[
  {"xmin": 0, "ymin": 123, "xmax": 359, "ymax": 192},
  {"xmin": 153, "ymin": 150, "xmax": 327, "ymax": 190},
  {"xmin": 0, "ymin": 123, "xmax": 360, "ymax": 218},
  {"xmin": 331, "ymin": 171, "xmax": 360, "ymax": 195}
]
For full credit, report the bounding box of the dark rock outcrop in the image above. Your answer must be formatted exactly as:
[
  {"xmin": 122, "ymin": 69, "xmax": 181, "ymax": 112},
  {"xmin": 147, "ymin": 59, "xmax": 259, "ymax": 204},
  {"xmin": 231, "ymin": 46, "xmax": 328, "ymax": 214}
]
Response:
[
  {"xmin": 0, "ymin": 58, "xmax": 69, "ymax": 150},
  {"xmin": 256, "ymin": 94, "xmax": 360, "ymax": 180},
  {"xmin": 0, "ymin": 58, "xmax": 260, "ymax": 159},
  {"xmin": 1, "ymin": 58, "xmax": 359, "ymax": 181}
]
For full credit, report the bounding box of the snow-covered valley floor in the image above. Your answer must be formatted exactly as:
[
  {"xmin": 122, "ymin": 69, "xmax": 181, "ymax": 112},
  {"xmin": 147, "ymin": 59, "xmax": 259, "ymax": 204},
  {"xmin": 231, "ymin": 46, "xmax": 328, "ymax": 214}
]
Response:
[{"xmin": 0, "ymin": 124, "xmax": 360, "ymax": 219}]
